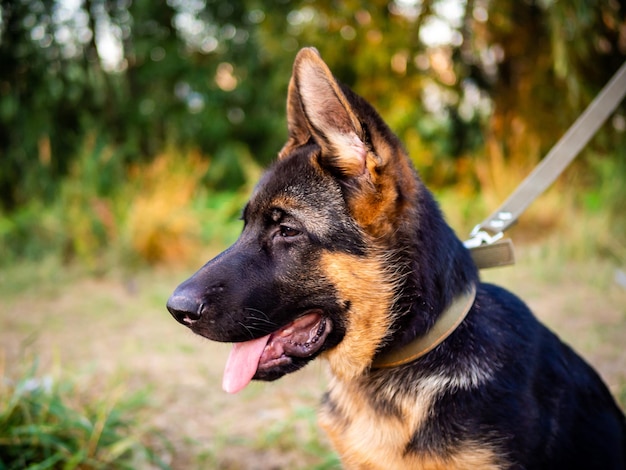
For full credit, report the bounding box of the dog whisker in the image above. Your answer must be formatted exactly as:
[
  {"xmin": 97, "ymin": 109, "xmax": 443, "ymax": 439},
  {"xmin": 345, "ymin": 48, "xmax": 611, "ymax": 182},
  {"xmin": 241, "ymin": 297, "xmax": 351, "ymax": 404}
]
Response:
[
  {"xmin": 244, "ymin": 307, "xmax": 273, "ymax": 320},
  {"xmin": 238, "ymin": 321, "xmax": 257, "ymax": 339}
]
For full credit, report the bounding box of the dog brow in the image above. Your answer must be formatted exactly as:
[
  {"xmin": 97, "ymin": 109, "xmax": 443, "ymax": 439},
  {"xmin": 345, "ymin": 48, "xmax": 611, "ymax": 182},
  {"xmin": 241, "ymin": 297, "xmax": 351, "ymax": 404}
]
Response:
[{"xmin": 270, "ymin": 208, "xmax": 283, "ymax": 222}]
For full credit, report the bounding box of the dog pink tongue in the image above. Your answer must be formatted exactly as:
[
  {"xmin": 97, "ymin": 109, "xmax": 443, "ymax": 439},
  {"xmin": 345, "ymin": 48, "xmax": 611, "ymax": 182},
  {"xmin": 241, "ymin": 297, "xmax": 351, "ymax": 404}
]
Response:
[{"xmin": 222, "ymin": 335, "xmax": 270, "ymax": 394}]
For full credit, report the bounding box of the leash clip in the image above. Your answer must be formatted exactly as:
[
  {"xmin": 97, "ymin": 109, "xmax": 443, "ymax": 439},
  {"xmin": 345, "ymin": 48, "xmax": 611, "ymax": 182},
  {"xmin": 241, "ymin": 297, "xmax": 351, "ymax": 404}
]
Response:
[{"xmin": 464, "ymin": 226, "xmax": 504, "ymax": 249}]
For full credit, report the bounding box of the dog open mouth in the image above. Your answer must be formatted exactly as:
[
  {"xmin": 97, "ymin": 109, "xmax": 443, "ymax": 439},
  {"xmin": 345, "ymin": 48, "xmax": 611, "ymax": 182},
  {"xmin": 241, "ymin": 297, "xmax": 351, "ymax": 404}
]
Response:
[{"xmin": 222, "ymin": 311, "xmax": 331, "ymax": 394}]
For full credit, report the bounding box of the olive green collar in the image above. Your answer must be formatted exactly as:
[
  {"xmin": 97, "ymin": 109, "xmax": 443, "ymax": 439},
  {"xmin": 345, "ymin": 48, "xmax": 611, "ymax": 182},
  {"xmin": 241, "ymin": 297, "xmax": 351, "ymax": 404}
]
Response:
[{"xmin": 372, "ymin": 284, "xmax": 477, "ymax": 369}]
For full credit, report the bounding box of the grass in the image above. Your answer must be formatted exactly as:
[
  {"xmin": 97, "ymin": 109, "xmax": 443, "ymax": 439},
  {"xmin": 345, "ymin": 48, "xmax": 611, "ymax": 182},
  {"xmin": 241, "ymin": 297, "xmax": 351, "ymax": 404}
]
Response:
[
  {"xmin": 0, "ymin": 357, "xmax": 171, "ymax": 470},
  {"xmin": 1, "ymin": 245, "xmax": 625, "ymax": 469}
]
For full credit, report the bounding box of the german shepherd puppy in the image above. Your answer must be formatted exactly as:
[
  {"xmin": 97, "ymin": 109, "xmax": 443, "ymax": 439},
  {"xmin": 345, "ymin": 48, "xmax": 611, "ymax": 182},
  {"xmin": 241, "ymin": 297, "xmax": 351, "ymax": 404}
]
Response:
[{"xmin": 167, "ymin": 48, "xmax": 626, "ymax": 469}]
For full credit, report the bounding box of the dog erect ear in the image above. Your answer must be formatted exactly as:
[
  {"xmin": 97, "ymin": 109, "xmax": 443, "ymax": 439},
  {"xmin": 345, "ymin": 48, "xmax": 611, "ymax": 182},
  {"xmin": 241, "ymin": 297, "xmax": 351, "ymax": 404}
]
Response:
[
  {"xmin": 278, "ymin": 75, "xmax": 311, "ymax": 159},
  {"xmin": 279, "ymin": 48, "xmax": 369, "ymax": 177}
]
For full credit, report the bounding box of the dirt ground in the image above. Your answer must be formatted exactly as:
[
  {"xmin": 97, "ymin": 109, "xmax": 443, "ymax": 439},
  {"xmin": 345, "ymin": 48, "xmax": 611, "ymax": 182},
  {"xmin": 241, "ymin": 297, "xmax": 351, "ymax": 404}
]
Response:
[{"xmin": 2, "ymin": 250, "xmax": 625, "ymax": 469}]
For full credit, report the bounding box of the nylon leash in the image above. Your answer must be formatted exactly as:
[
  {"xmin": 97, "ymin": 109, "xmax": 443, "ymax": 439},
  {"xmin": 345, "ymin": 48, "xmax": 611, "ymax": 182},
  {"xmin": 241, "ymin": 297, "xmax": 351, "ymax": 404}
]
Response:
[{"xmin": 466, "ymin": 61, "xmax": 626, "ymax": 269}]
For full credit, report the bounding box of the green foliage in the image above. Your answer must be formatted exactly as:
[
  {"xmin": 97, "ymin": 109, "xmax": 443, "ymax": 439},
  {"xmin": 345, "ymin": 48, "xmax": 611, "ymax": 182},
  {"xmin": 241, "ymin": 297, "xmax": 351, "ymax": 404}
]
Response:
[
  {"xmin": 0, "ymin": 360, "xmax": 171, "ymax": 470},
  {"xmin": 0, "ymin": 135, "xmax": 126, "ymax": 268},
  {"xmin": 573, "ymin": 148, "xmax": 626, "ymax": 263},
  {"xmin": 0, "ymin": 0, "xmax": 287, "ymax": 210},
  {"xmin": 0, "ymin": 0, "xmax": 624, "ymax": 265}
]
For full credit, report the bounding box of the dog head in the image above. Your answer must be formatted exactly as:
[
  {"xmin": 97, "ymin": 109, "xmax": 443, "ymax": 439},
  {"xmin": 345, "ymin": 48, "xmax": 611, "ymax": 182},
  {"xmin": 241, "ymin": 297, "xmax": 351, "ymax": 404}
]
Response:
[{"xmin": 167, "ymin": 48, "xmax": 475, "ymax": 392}]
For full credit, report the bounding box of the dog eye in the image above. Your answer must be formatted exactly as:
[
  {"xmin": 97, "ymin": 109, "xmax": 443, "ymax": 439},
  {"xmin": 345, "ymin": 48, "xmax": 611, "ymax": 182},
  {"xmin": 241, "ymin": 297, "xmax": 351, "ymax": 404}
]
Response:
[{"xmin": 279, "ymin": 225, "xmax": 300, "ymax": 237}]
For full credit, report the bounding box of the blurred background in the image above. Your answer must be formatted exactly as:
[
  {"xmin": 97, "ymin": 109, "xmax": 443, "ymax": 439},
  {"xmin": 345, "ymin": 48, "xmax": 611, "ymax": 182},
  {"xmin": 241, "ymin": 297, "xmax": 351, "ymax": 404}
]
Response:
[{"xmin": 1, "ymin": 1, "xmax": 625, "ymax": 469}]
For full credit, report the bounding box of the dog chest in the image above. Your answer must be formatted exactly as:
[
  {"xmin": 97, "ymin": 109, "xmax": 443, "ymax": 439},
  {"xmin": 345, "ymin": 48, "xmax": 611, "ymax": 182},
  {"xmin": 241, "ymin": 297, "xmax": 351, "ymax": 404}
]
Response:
[{"xmin": 318, "ymin": 377, "xmax": 504, "ymax": 469}]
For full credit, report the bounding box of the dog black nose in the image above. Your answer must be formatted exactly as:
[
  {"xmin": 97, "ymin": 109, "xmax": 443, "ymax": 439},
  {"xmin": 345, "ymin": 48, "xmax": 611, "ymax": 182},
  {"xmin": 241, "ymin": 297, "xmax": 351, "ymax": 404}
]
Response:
[{"xmin": 167, "ymin": 294, "xmax": 203, "ymax": 325}]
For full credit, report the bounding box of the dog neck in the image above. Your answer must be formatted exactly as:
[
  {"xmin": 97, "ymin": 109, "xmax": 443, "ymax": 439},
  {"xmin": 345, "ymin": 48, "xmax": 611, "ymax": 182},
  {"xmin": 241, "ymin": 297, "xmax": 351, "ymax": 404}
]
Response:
[{"xmin": 371, "ymin": 283, "xmax": 477, "ymax": 369}]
